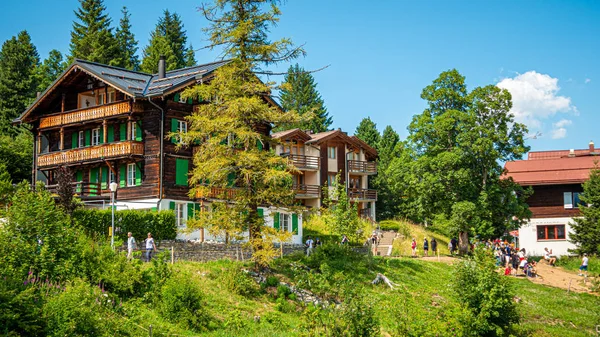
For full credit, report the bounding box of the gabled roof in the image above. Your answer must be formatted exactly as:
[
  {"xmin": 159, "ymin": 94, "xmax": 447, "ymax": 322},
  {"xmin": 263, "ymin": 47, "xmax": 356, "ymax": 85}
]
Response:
[
  {"xmin": 504, "ymin": 155, "xmax": 600, "ymax": 186},
  {"xmin": 271, "ymin": 128, "xmax": 312, "ymax": 142},
  {"xmin": 16, "ymin": 59, "xmax": 230, "ymax": 124},
  {"xmin": 272, "ymin": 128, "xmax": 378, "ymax": 158},
  {"xmin": 350, "ymin": 136, "xmax": 378, "ymax": 158}
]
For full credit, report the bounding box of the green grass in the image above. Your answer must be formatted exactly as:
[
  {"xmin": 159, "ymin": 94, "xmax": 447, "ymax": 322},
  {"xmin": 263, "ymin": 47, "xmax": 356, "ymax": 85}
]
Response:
[{"xmin": 556, "ymin": 255, "xmax": 599, "ymax": 274}]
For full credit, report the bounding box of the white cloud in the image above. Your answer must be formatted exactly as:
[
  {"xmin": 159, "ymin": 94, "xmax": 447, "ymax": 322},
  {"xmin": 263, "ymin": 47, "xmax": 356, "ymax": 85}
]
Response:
[
  {"xmin": 585, "ymin": 78, "xmax": 591, "ymax": 84},
  {"xmin": 497, "ymin": 71, "xmax": 576, "ymax": 131},
  {"xmin": 551, "ymin": 119, "xmax": 572, "ymax": 139}
]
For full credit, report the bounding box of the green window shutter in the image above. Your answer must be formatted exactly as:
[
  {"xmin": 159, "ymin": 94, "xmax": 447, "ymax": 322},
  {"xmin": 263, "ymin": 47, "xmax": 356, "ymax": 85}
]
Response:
[
  {"xmin": 71, "ymin": 133, "xmax": 77, "ymax": 149},
  {"xmin": 135, "ymin": 121, "xmax": 142, "ymax": 141},
  {"xmin": 101, "ymin": 167, "xmax": 108, "ymax": 190},
  {"xmin": 135, "ymin": 162, "xmax": 142, "ymax": 186},
  {"xmin": 120, "ymin": 124, "xmax": 126, "ymax": 141},
  {"xmin": 175, "ymin": 159, "xmax": 189, "ymax": 186},
  {"xmin": 99, "ymin": 131, "xmax": 104, "ymax": 144},
  {"xmin": 187, "ymin": 98, "xmax": 193, "ymax": 104},
  {"xmin": 273, "ymin": 212, "xmax": 280, "ymax": 230},
  {"xmin": 257, "ymin": 139, "xmax": 263, "ymax": 151},
  {"xmin": 75, "ymin": 171, "xmax": 82, "ymax": 193},
  {"xmin": 85, "ymin": 130, "xmax": 91, "ymax": 146},
  {"xmin": 194, "ymin": 203, "xmax": 201, "ymax": 213},
  {"xmin": 187, "ymin": 203, "xmax": 194, "ymax": 219},
  {"xmin": 150, "ymin": 207, "xmax": 157, "ymax": 212},
  {"xmin": 174, "ymin": 93, "xmax": 180, "ymax": 102},
  {"xmin": 107, "ymin": 125, "xmax": 114, "ymax": 143},
  {"xmin": 89, "ymin": 168, "xmax": 98, "ymax": 196},
  {"xmin": 171, "ymin": 118, "xmax": 178, "ymax": 144},
  {"xmin": 169, "ymin": 201, "xmax": 176, "ymax": 210},
  {"xmin": 257, "ymin": 208, "xmax": 264, "ymax": 218},
  {"xmin": 227, "ymin": 172, "xmax": 236, "ymax": 187},
  {"xmin": 292, "ymin": 214, "xmax": 299, "ymax": 234},
  {"xmin": 119, "ymin": 165, "xmax": 126, "ymax": 187}
]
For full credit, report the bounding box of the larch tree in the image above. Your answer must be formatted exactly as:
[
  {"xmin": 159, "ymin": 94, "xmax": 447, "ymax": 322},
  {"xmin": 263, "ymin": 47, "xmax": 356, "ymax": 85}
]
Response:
[
  {"xmin": 569, "ymin": 166, "xmax": 600, "ymax": 255},
  {"xmin": 180, "ymin": 0, "xmax": 306, "ymax": 268},
  {"xmin": 140, "ymin": 10, "xmax": 193, "ymax": 73},
  {"xmin": 0, "ymin": 30, "xmax": 39, "ymax": 136},
  {"xmin": 403, "ymin": 69, "xmax": 531, "ymax": 254},
  {"xmin": 36, "ymin": 49, "xmax": 67, "ymax": 92},
  {"xmin": 69, "ymin": 0, "xmax": 120, "ymax": 65},
  {"xmin": 354, "ymin": 117, "xmax": 380, "ymax": 150},
  {"xmin": 115, "ymin": 6, "xmax": 140, "ymax": 70},
  {"xmin": 276, "ymin": 63, "xmax": 331, "ymax": 133}
]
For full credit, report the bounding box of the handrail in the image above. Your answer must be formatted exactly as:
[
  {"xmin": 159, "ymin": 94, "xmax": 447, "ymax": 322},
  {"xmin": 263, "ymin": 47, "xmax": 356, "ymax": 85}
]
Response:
[
  {"xmin": 348, "ymin": 188, "xmax": 377, "ymax": 200},
  {"xmin": 288, "ymin": 154, "xmax": 320, "ymax": 170},
  {"xmin": 292, "ymin": 184, "xmax": 320, "ymax": 197},
  {"xmin": 196, "ymin": 186, "xmax": 241, "ymax": 200},
  {"xmin": 347, "ymin": 160, "xmax": 377, "ymax": 174},
  {"xmin": 37, "ymin": 141, "xmax": 144, "ymax": 167},
  {"xmin": 39, "ymin": 101, "xmax": 142, "ymax": 129},
  {"xmin": 44, "ymin": 182, "xmax": 107, "ymax": 197}
]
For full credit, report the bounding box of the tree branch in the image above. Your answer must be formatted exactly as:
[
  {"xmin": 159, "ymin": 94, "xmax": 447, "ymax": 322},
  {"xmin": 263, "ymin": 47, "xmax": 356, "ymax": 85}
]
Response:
[{"xmin": 254, "ymin": 64, "xmax": 330, "ymax": 76}]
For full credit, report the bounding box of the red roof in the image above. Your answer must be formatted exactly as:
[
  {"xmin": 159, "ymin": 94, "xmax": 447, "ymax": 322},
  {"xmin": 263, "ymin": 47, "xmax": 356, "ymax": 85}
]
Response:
[
  {"xmin": 528, "ymin": 148, "xmax": 593, "ymax": 160},
  {"xmin": 504, "ymin": 155, "xmax": 600, "ymax": 186}
]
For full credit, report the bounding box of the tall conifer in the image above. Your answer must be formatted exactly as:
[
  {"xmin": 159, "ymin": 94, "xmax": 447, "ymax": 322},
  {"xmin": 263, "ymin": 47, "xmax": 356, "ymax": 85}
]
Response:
[
  {"xmin": 115, "ymin": 7, "xmax": 140, "ymax": 70},
  {"xmin": 36, "ymin": 49, "xmax": 67, "ymax": 92},
  {"xmin": 0, "ymin": 31, "xmax": 39, "ymax": 136},
  {"xmin": 277, "ymin": 63, "xmax": 331, "ymax": 133},
  {"xmin": 141, "ymin": 10, "xmax": 193, "ymax": 73},
  {"xmin": 570, "ymin": 167, "xmax": 600, "ymax": 254},
  {"xmin": 69, "ymin": 0, "xmax": 119, "ymax": 65},
  {"xmin": 354, "ymin": 117, "xmax": 380, "ymax": 149}
]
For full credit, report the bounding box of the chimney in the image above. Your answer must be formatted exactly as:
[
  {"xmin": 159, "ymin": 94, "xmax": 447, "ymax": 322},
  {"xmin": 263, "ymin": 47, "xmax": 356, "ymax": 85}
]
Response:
[
  {"xmin": 36, "ymin": 92, "xmax": 41, "ymax": 98},
  {"xmin": 569, "ymin": 149, "xmax": 575, "ymax": 157},
  {"xmin": 158, "ymin": 55, "xmax": 166, "ymax": 79},
  {"xmin": 589, "ymin": 140, "xmax": 595, "ymax": 153}
]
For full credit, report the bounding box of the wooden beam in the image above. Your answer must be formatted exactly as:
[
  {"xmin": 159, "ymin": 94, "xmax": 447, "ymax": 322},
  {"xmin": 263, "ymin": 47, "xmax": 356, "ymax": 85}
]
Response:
[
  {"xmin": 61, "ymin": 93, "xmax": 66, "ymax": 112},
  {"xmin": 59, "ymin": 128, "xmax": 64, "ymax": 151},
  {"xmin": 102, "ymin": 120, "xmax": 107, "ymax": 144},
  {"xmin": 105, "ymin": 160, "xmax": 117, "ymax": 176}
]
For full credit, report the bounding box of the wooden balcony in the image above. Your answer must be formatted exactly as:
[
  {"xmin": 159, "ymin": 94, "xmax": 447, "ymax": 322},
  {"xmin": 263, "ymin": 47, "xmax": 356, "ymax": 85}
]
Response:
[
  {"xmin": 288, "ymin": 154, "xmax": 320, "ymax": 171},
  {"xmin": 39, "ymin": 101, "xmax": 142, "ymax": 129},
  {"xmin": 347, "ymin": 160, "xmax": 377, "ymax": 175},
  {"xmin": 348, "ymin": 188, "xmax": 377, "ymax": 201},
  {"xmin": 45, "ymin": 182, "xmax": 109, "ymax": 198},
  {"xmin": 37, "ymin": 141, "xmax": 144, "ymax": 168},
  {"xmin": 293, "ymin": 184, "xmax": 320, "ymax": 199},
  {"xmin": 196, "ymin": 186, "xmax": 241, "ymax": 200}
]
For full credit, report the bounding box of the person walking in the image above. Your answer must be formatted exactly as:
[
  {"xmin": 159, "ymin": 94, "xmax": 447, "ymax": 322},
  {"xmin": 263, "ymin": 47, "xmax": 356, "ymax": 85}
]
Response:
[
  {"xmin": 145, "ymin": 233, "xmax": 157, "ymax": 262},
  {"xmin": 341, "ymin": 235, "xmax": 349, "ymax": 245},
  {"xmin": 127, "ymin": 232, "xmax": 136, "ymax": 260},
  {"xmin": 423, "ymin": 238, "xmax": 429, "ymax": 257},
  {"xmin": 431, "ymin": 238, "xmax": 437, "ymax": 255},
  {"xmin": 411, "ymin": 238, "xmax": 417, "ymax": 257},
  {"xmin": 305, "ymin": 236, "xmax": 314, "ymax": 256},
  {"xmin": 315, "ymin": 237, "xmax": 322, "ymax": 247},
  {"xmin": 578, "ymin": 254, "xmax": 589, "ymax": 277}
]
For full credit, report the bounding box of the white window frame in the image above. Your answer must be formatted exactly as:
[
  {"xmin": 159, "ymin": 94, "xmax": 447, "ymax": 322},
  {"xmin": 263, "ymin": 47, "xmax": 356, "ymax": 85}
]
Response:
[
  {"xmin": 178, "ymin": 120, "xmax": 187, "ymax": 133},
  {"xmin": 328, "ymin": 147, "xmax": 336, "ymax": 159},
  {"xmin": 91, "ymin": 128, "xmax": 100, "ymax": 146},
  {"xmin": 127, "ymin": 163, "xmax": 136, "ymax": 187},
  {"xmin": 129, "ymin": 122, "xmax": 137, "ymax": 141},
  {"xmin": 78, "ymin": 131, "xmax": 84, "ymax": 148},
  {"xmin": 98, "ymin": 92, "xmax": 105, "ymax": 105},
  {"xmin": 328, "ymin": 173, "xmax": 336, "ymax": 186},
  {"xmin": 175, "ymin": 203, "xmax": 185, "ymax": 227},
  {"xmin": 280, "ymin": 213, "xmax": 291, "ymax": 232},
  {"xmin": 564, "ymin": 191, "xmax": 583, "ymax": 209},
  {"xmin": 109, "ymin": 170, "xmax": 116, "ymax": 184},
  {"xmin": 108, "ymin": 91, "xmax": 115, "ymax": 103}
]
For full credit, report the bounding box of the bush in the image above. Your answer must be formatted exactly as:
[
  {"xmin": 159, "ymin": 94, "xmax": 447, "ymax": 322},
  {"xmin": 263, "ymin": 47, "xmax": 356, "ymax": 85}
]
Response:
[
  {"xmin": 159, "ymin": 274, "xmax": 211, "ymax": 332},
  {"xmin": 451, "ymin": 248, "xmax": 519, "ymax": 336},
  {"xmin": 276, "ymin": 284, "xmax": 292, "ymax": 299},
  {"xmin": 335, "ymin": 287, "xmax": 379, "ymax": 337},
  {"xmin": 0, "ymin": 277, "xmax": 45, "ymax": 336},
  {"xmin": 265, "ymin": 275, "xmax": 280, "ymax": 287},
  {"xmin": 221, "ymin": 268, "xmax": 259, "ymax": 297},
  {"xmin": 72, "ymin": 209, "xmax": 176, "ymax": 242}
]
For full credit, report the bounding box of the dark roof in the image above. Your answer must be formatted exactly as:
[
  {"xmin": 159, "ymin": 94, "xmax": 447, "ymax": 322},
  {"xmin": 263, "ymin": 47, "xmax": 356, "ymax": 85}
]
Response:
[{"xmin": 16, "ymin": 59, "xmax": 230, "ymax": 123}]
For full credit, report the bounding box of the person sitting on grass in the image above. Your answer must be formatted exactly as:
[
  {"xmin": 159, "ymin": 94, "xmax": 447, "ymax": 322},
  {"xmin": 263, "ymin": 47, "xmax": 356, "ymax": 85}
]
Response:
[
  {"xmin": 544, "ymin": 247, "xmax": 556, "ymax": 266},
  {"xmin": 578, "ymin": 254, "xmax": 589, "ymax": 277}
]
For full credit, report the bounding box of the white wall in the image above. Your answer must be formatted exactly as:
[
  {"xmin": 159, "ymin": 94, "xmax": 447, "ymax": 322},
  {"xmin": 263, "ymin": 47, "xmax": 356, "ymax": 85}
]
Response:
[{"xmin": 519, "ymin": 217, "xmax": 577, "ymax": 257}]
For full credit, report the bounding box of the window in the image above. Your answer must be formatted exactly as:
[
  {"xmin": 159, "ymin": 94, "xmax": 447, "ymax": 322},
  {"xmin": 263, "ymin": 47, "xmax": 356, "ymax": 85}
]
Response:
[
  {"xmin": 127, "ymin": 163, "xmax": 136, "ymax": 187},
  {"xmin": 178, "ymin": 120, "xmax": 187, "ymax": 133},
  {"xmin": 175, "ymin": 203, "xmax": 185, "ymax": 227},
  {"xmin": 280, "ymin": 213, "xmax": 291, "ymax": 232},
  {"xmin": 328, "ymin": 147, "xmax": 336, "ymax": 159},
  {"xmin": 129, "ymin": 122, "xmax": 136, "ymax": 141},
  {"xmin": 537, "ymin": 225, "xmax": 566, "ymax": 240},
  {"xmin": 109, "ymin": 170, "xmax": 116, "ymax": 184},
  {"xmin": 328, "ymin": 173, "xmax": 337, "ymax": 186},
  {"xmin": 91, "ymin": 128, "xmax": 100, "ymax": 146},
  {"xmin": 78, "ymin": 131, "xmax": 84, "ymax": 148},
  {"xmin": 108, "ymin": 91, "xmax": 115, "ymax": 103},
  {"xmin": 564, "ymin": 192, "xmax": 583, "ymax": 209}
]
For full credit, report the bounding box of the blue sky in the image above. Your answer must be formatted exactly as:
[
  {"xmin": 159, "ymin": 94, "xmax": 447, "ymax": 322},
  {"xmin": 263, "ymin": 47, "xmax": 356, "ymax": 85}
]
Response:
[{"xmin": 1, "ymin": 0, "xmax": 598, "ymax": 153}]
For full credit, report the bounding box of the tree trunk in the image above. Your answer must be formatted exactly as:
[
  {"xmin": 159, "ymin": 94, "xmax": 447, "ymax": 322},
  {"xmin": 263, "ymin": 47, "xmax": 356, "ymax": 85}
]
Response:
[{"xmin": 458, "ymin": 231, "xmax": 469, "ymax": 255}]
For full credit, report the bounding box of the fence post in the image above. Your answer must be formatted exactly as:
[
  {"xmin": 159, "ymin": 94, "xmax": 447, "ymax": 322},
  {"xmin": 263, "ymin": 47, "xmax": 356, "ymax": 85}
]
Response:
[
  {"xmin": 171, "ymin": 246, "xmax": 174, "ymax": 264},
  {"xmin": 148, "ymin": 324, "xmax": 152, "ymax": 337}
]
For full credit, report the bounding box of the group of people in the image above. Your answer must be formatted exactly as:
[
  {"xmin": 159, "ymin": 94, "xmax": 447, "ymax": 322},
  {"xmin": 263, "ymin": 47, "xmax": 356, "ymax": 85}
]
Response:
[
  {"xmin": 304, "ymin": 236, "xmax": 323, "ymax": 256},
  {"xmin": 126, "ymin": 232, "xmax": 157, "ymax": 262},
  {"xmin": 493, "ymin": 243, "xmax": 538, "ymax": 277},
  {"xmin": 410, "ymin": 237, "xmax": 438, "ymax": 257}
]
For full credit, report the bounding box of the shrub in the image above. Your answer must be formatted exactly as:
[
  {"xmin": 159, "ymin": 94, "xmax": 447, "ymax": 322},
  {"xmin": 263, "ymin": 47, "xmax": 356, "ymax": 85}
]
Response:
[
  {"xmin": 221, "ymin": 268, "xmax": 259, "ymax": 297},
  {"xmin": 159, "ymin": 274, "xmax": 211, "ymax": 332},
  {"xmin": 334, "ymin": 287, "xmax": 379, "ymax": 337},
  {"xmin": 276, "ymin": 284, "xmax": 292, "ymax": 299},
  {"xmin": 265, "ymin": 275, "xmax": 280, "ymax": 287},
  {"xmin": 72, "ymin": 209, "xmax": 176, "ymax": 242},
  {"xmin": 451, "ymin": 248, "xmax": 519, "ymax": 336},
  {"xmin": 0, "ymin": 277, "xmax": 45, "ymax": 336},
  {"xmin": 275, "ymin": 297, "xmax": 296, "ymax": 313}
]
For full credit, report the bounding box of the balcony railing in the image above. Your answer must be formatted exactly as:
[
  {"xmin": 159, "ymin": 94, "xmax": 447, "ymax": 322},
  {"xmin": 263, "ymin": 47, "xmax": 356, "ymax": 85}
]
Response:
[
  {"xmin": 347, "ymin": 160, "xmax": 377, "ymax": 175},
  {"xmin": 293, "ymin": 184, "xmax": 320, "ymax": 198},
  {"xmin": 39, "ymin": 101, "xmax": 142, "ymax": 129},
  {"xmin": 45, "ymin": 182, "xmax": 108, "ymax": 197},
  {"xmin": 287, "ymin": 154, "xmax": 320, "ymax": 170},
  {"xmin": 348, "ymin": 188, "xmax": 377, "ymax": 201},
  {"xmin": 37, "ymin": 141, "xmax": 144, "ymax": 168},
  {"xmin": 196, "ymin": 187, "xmax": 241, "ymax": 200}
]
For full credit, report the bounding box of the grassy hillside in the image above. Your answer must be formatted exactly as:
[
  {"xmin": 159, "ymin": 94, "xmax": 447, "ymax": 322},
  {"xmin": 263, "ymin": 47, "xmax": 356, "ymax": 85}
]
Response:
[{"xmin": 381, "ymin": 220, "xmax": 452, "ymax": 256}]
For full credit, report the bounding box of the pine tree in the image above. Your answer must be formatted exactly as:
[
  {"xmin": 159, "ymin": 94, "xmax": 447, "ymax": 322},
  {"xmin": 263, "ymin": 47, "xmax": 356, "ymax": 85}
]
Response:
[
  {"xmin": 373, "ymin": 125, "xmax": 402, "ymax": 220},
  {"xmin": 184, "ymin": 45, "xmax": 197, "ymax": 67},
  {"xmin": 140, "ymin": 10, "xmax": 192, "ymax": 73},
  {"xmin": 277, "ymin": 63, "xmax": 331, "ymax": 133},
  {"xmin": 115, "ymin": 6, "xmax": 139, "ymax": 70},
  {"xmin": 36, "ymin": 49, "xmax": 67, "ymax": 92},
  {"xmin": 570, "ymin": 167, "xmax": 600, "ymax": 254},
  {"xmin": 182, "ymin": 0, "xmax": 304, "ymax": 268},
  {"xmin": 0, "ymin": 31, "xmax": 39, "ymax": 136},
  {"xmin": 354, "ymin": 117, "xmax": 380, "ymax": 149},
  {"xmin": 69, "ymin": 0, "xmax": 120, "ymax": 65}
]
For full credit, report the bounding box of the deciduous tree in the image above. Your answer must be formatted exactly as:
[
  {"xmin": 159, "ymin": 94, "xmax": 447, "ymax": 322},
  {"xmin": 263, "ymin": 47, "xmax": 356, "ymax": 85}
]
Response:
[
  {"xmin": 570, "ymin": 166, "xmax": 600, "ymax": 254},
  {"xmin": 181, "ymin": 0, "xmax": 305, "ymax": 268}
]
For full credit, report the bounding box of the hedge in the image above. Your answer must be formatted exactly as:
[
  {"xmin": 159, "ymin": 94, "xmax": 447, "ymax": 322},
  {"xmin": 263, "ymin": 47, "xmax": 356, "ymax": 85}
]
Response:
[{"xmin": 72, "ymin": 209, "xmax": 177, "ymax": 242}]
